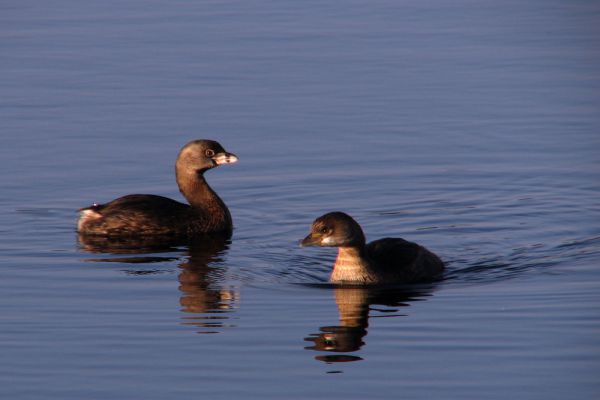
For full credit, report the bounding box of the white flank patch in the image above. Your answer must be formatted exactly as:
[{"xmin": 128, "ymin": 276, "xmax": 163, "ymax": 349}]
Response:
[{"xmin": 77, "ymin": 209, "xmax": 101, "ymax": 231}]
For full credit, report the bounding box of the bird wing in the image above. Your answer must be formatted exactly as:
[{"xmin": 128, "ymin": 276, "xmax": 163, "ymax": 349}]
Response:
[
  {"xmin": 366, "ymin": 237, "xmax": 421, "ymax": 271},
  {"xmin": 81, "ymin": 194, "xmax": 190, "ymax": 236}
]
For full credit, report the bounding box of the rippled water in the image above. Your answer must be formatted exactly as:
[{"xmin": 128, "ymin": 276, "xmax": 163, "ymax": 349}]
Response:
[{"xmin": 1, "ymin": 1, "xmax": 599, "ymax": 399}]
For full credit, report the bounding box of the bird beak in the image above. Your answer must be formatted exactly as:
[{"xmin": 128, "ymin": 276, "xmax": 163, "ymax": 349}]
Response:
[
  {"xmin": 300, "ymin": 233, "xmax": 320, "ymax": 247},
  {"xmin": 212, "ymin": 152, "xmax": 239, "ymax": 166}
]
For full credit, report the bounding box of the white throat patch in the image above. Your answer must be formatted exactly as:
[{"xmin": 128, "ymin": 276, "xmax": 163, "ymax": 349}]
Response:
[{"xmin": 321, "ymin": 236, "xmax": 336, "ymax": 245}]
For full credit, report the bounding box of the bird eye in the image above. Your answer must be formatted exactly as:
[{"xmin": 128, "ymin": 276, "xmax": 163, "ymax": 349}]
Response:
[
  {"xmin": 205, "ymin": 149, "xmax": 215, "ymax": 157},
  {"xmin": 320, "ymin": 227, "xmax": 329, "ymax": 234}
]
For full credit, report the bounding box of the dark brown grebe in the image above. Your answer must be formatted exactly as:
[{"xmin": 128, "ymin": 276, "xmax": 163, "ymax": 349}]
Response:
[
  {"xmin": 300, "ymin": 212, "xmax": 444, "ymax": 284},
  {"xmin": 77, "ymin": 139, "xmax": 238, "ymax": 237}
]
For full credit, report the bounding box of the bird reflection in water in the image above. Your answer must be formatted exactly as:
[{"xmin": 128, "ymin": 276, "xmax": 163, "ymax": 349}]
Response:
[
  {"xmin": 78, "ymin": 233, "xmax": 238, "ymax": 334},
  {"xmin": 177, "ymin": 237, "xmax": 238, "ymax": 333},
  {"xmin": 304, "ymin": 285, "xmax": 435, "ymax": 364}
]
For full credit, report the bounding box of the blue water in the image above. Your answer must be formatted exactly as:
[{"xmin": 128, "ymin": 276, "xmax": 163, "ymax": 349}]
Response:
[{"xmin": 1, "ymin": 1, "xmax": 599, "ymax": 399}]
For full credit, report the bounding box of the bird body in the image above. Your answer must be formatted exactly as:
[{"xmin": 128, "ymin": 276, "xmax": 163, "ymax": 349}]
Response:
[
  {"xmin": 301, "ymin": 212, "xmax": 444, "ymax": 284},
  {"xmin": 77, "ymin": 140, "xmax": 237, "ymax": 237}
]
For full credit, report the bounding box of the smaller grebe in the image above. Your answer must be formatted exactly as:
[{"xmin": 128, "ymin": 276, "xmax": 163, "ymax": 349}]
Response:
[
  {"xmin": 300, "ymin": 212, "xmax": 444, "ymax": 284},
  {"xmin": 77, "ymin": 139, "xmax": 238, "ymax": 237}
]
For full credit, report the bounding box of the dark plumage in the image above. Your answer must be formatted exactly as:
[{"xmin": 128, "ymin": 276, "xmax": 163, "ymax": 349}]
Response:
[
  {"xmin": 77, "ymin": 139, "xmax": 238, "ymax": 237},
  {"xmin": 300, "ymin": 211, "xmax": 444, "ymax": 284}
]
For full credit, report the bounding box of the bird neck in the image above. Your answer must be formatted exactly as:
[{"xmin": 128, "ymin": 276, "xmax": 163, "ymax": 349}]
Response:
[
  {"xmin": 177, "ymin": 171, "xmax": 231, "ymax": 222},
  {"xmin": 331, "ymin": 246, "xmax": 377, "ymax": 283}
]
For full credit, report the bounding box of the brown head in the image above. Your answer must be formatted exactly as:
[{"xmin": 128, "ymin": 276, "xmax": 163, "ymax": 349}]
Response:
[
  {"xmin": 300, "ymin": 212, "xmax": 366, "ymax": 248},
  {"xmin": 175, "ymin": 139, "xmax": 238, "ymax": 177},
  {"xmin": 174, "ymin": 139, "xmax": 238, "ymax": 213}
]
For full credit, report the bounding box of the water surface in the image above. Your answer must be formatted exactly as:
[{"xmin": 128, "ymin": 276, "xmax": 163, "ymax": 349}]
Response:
[{"xmin": 1, "ymin": 1, "xmax": 599, "ymax": 399}]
